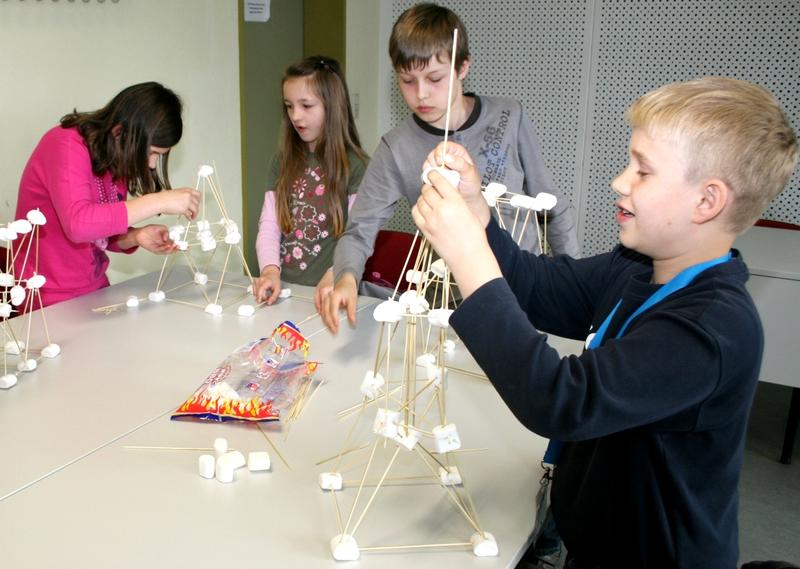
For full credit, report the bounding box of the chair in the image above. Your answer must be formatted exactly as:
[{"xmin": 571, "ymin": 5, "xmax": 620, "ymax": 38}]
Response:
[{"xmin": 362, "ymin": 230, "xmax": 421, "ymax": 292}]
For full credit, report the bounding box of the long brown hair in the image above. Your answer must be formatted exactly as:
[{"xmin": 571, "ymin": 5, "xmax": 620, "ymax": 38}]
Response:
[
  {"xmin": 60, "ymin": 82, "xmax": 183, "ymax": 195},
  {"xmin": 275, "ymin": 56, "xmax": 367, "ymax": 237}
]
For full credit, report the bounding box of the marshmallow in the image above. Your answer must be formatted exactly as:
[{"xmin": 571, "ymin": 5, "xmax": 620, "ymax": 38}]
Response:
[
  {"xmin": 0, "ymin": 374, "xmax": 18, "ymax": 389},
  {"xmin": 26, "ymin": 274, "xmax": 46, "ymax": 289},
  {"xmin": 223, "ymin": 220, "xmax": 239, "ymax": 234},
  {"xmin": 237, "ymin": 304, "xmax": 255, "ymax": 317},
  {"xmin": 443, "ymin": 339, "xmax": 456, "ymax": 354},
  {"xmin": 200, "ymin": 237, "xmax": 217, "ymax": 252},
  {"xmin": 204, "ymin": 303, "xmax": 223, "ymax": 315},
  {"xmin": 196, "ymin": 219, "xmax": 211, "ymax": 232},
  {"xmin": 433, "ymin": 423, "xmax": 462, "ymax": 453},
  {"xmin": 373, "ymin": 408, "xmax": 401, "ymax": 439},
  {"xmin": 0, "ymin": 303, "xmax": 12, "ymax": 319},
  {"xmin": 41, "ymin": 343, "xmax": 61, "ymax": 358},
  {"xmin": 0, "ymin": 273, "xmax": 14, "ymax": 287},
  {"xmin": 509, "ymin": 194, "xmax": 538, "ymax": 210},
  {"xmin": 125, "ymin": 295, "xmax": 140, "ymax": 308},
  {"xmin": 10, "ymin": 219, "xmax": 32, "ymax": 234},
  {"xmin": 4, "ymin": 340, "xmax": 25, "ymax": 355},
  {"xmin": 360, "ymin": 370, "xmax": 385, "ymax": 400},
  {"xmin": 405, "ymin": 269, "xmax": 427, "ymax": 285},
  {"xmin": 148, "ymin": 290, "xmax": 166, "ymax": 302},
  {"xmin": 10, "ymin": 285, "xmax": 26, "ymax": 306},
  {"xmin": 426, "ymin": 364, "xmax": 448, "ymax": 386},
  {"xmin": 168, "ymin": 224, "xmax": 185, "ymax": 240},
  {"xmin": 392, "ymin": 426, "xmax": 420, "ymax": 451},
  {"xmin": 398, "ymin": 290, "xmax": 429, "ymax": 314},
  {"xmin": 247, "ymin": 451, "xmax": 271, "ymax": 472},
  {"xmin": 213, "ymin": 438, "xmax": 228, "ymax": 457},
  {"xmin": 198, "ymin": 454, "xmax": 215, "ymax": 479},
  {"xmin": 0, "ymin": 227, "xmax": 17, "ymax": 242},
  {"xmin": 438, "ymin": 466, "xmax": 462, "ymax": 486},
  {"xmin": 193, "ymin": 272, "xmax": 208, "ymax": 285},
  {"xmin": 372, "ymin": 299, "xmax": 403, "ymax": 323},
  {"xmin": 197, "ymin": 164, "xmax": 214, "ymax": 178},
  {"xmin": 219, "ymin": 450, "xmax": 246, "ymax": 470},
  {"xmin": 330, "ymin": 534, "xmax": 359, "ymax": 561},
  {"xmin": 215, "ymin": 458, "xmax": 234, "ymax": 483},
  {"xmin": 430, "ymin": 258, "xmax": 447, "ymax": 278},
  {"xmin": 17, "ymin": 359, "xmax": 37, "ymax": 372},
  {"xmin": 428, "ymin": 308, "xmax": 453, "ymax": 328},
  {"xmin": 421, "ymin": 165, "xmax": 461, "ymax": 188},
  {"xmin": 415, "ymin": 353, "xmax": 436, "ymax": 367},
  {"xmin": 319, "ymin": 472, "xmax": 343, "ymax": 491},
  {"xmin": 470, "ymin": 532, "xmax": 499, "ymax": 557},
  {"xmin": 278, "ymin": 288, "xmax": 292, "ymax": 299},
  {"xmin": 535, "ymin": 192, "xmax": 557, "ymax": 211},
  {"xmin": 223, "ymin": 232, "xmax": 241, "ymax": 245},
  {"xmin": 483, "ymin": 194, "xmax": 497, "ymax": 208},
  {"xmin": 26, "ymin": 209, "xmax": 47, "ymax": 225}
]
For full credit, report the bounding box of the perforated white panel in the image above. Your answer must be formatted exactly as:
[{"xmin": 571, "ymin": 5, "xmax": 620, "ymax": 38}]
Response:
[{"xmin": 382, "ymin": 1, "xmax": 800, "ymax": 252}]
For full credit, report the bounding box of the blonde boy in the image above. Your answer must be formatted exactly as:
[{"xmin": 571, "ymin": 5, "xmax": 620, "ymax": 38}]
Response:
[
  {"xmin": 319, "ymin": 2, "xmax": 579, "ymax": 332},
  {"xmin": 412, "ymin": 77, "xmax": 798, "ymax": 568}
]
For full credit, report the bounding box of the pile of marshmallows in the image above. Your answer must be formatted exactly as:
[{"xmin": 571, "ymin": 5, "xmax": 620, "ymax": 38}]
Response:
[{"xmin": 198, "ymin": 437, "xmax": 271, "ymax": 483}]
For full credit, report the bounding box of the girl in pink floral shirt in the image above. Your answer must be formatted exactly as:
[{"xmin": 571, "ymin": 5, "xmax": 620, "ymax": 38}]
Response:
[{"xmin": 254, "ymin": 56, "xmax": 368, "ymax": 303}]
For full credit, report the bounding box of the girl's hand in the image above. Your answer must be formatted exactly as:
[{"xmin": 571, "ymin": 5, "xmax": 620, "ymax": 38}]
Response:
[
  {"xmin": 153, "ymin": 187, "xmax": 201, "ymax": 219},
  {"xmin": 252, "ymin": 265, "xmax": 282, "ymax": 305},
  {"xmin": 423, "ymin": 141, "xmax": 491, "ymax": 226},
  {"xmin": 132, "ymin": 224, "xmax": 178, "ymax": 254},
  {"xmin": 412, "ymin": 170, "xmax": 501, "ymax": 299}
]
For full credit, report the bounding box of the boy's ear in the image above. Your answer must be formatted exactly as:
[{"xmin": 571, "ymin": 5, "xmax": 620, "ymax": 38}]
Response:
[
  {"xmin": 457, "ymin": 58, "xmax": 471, "ymax": 80},
  {"xmin": 694, "ymin": 178, "xmax": 731, "ymax": 224}
]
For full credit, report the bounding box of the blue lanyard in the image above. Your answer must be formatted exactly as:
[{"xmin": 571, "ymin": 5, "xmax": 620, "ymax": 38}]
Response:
[
  {"xmin": 588, "ymin": 251, "xmax": 732, "ymax": 349},
  {"xmin": 543, "ymin": 251, "xmax": 732, "ymax": 467}
]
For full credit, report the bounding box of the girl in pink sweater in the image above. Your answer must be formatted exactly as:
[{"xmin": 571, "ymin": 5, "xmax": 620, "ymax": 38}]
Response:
[{"xmin": 14, "ymin": 82, "xmax": 200, "ymax": 308}]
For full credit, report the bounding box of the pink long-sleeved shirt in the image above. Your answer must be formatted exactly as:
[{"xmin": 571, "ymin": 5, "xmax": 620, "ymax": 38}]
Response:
[{"xmin": 13, "ymin": 126, "xmax": 133, "ymax": 308}]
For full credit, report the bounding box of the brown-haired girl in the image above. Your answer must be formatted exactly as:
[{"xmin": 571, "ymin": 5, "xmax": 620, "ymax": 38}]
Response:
[
  {"xmin": 14, "ymin": 81, "xmax": 200, "ymax": 308},
  {"xmin": 253, "ymin": 55, "xmax": 368, "ymax": 303}
]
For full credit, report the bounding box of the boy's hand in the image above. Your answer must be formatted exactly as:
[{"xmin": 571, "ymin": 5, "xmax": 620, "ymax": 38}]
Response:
[
  {"xmin": 321, "ymin": 272, "xmax": 358, "ymax": 334},
  {"xmin": 412, "ymin": 170, "xmax": 501, "ymax": 299},
  {"xmin": 423, "ymin": 141, "xmax": 491, "ymax": 227},
  {"xmin": 252, "ymin": 265, "xmax": 281, "ymax": 305}
]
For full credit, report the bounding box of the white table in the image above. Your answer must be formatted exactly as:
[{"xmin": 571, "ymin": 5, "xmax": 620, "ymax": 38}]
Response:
[
  {"xmin": 735, "ymin": 226, "xmax": 800, "ymax": 464},
  {"xmin": 0, "ymin": 270, "xmax": 577, "ymax": 568}
]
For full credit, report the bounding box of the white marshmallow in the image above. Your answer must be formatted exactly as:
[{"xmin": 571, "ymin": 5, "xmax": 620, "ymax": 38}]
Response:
[
  {"xmin": 10, "ymin": 219, "xmax": 32, "ymax": 234},
  {"xmin": 372, "ymin": 299, "xmax": 403, "ymax": 323},
  {"xmin": 125, "ymin": 295, "xmax": 140, "ymax": 308},
  {"xmin": 196, "ymin": 219, "xmax": 211, "ymax": 232},
  {"xmin": 215, "ymin": 459, "xmax": 234, "ymax": 483},
  {"xmin": 405, "ymin": 269, "xmax": 427, "ymax": 285},
  {"xmin": 148, "ymin": 290, "xmax": 166, "ymax": 302},
  {"xmin": 197, "ymin": 164, "xmax": 214, "ymax": 178},
  {"xmin": 204, "ymin": 303, "xmax": 223, "ymax": 315},
  {"xmin": 398, "ymin": 290, "xmax": 429, "ymax": 314},
  {"xmin": 4, "ymin": 340, "xmax": 25, "ymax": 355},
  {"xmin": 213, "ymin": 437, "xmax": 228, "ymax": 457},
  {"xmin": 430, "ymin": 258, "xmax": 447, "ymax": 278},
  {"xmin": 510, "ymin": 194, "xmax": 538, "ymax": 210},
  {"xmin": 426, "ymin": 364, "xmax": 448, "ymax": 386},
  {"xmin": 428, "ymin": 308, "xmax": 453, "ymax": 328},
  {"xmin": 373, "ymin": 408, "xmax": 400, "ymax": 439},
  {"xmin": 0, "ymin": 273, "xmax": 14, "ymax": 287},
  {"xmin": 438, "ymin": 465, "xmax": 462, "ymax": 486},
  {"xmin": 10, "ymin": 285, "xmax": 26, "ymax": 306},
  {"xmin": 175, "ymin": 240, "xmax": 189, "ymax": 251},
  {"xmin": 237, "ymin": 304, "xmax": 255, "ymax": 317},
  {"xmin": 483, "ymin": 193, "xmax": 497, "ymax": 207},
  {"xmin": 198, "ymin": 454, "xmax": 215, "ymax": 479},
  {"xmin": 415, "ymin": 353, "xmax": 436, "ymax": 367},
  {"xmin": 330, "ymin": 534, "xmax": 359, "ymax": 561},
  {"xmin": 193, "ymin": 272, "xmax": 208, "ymax": 285},
  {"xmin": 247, "ymin": 451, "xmax": 271, "ymax": 472},
  {"xmin": 433, "ymin": 423, "xmax": 462, "ymax": 453},
  {"xmin": 0, "ymin": 303, "xmax": 12, "ymax": 319},
  {"xmin": 26, "ymin": 274, "xmax": 46, "ymax": 289},
  {"xmin": 392, "ymin": 425, "xmax": 420, "ymax": 451},
  {"xmin": 421, "ymin": 165, "xmax": 461, "ymax": 188},
  {"xmin": 484, "ymin": 181, "xmax": 508, "ymax": 197},
  {"xmin": 359, "ymin": 370, "xmax": 385, "ymax": 400},
  {"xmin": 223, "ymin": 220, "xmax": 239, "ymax": 234},
  {"xmin": 443, "ymin": 339, "xmax": 456, "ymax": 354},
  {"xmin": 278, "ymin": 287, "xmax": 292, "ymax": 299},
  {"xmin": 41, "ymin": 343, "xmax": 61, "ymax": 358},
  {"xmin": 200, "ymin": 237, "xmax": 217, "ymax": 252},
  {"xmin": 470, "ymin": 532, "xmax": 499, "ymax": 557},
  {"xmin": 535, "ymin": 191, "xmax": 558, "ymax": 211},
  {"xmin": 319, "ymin": 472, "xmax": 343, "ymax": 491},
  {"xmin": 17, "ymin": 359, "xmax": 37, "ymax": 372},
  {"xmin": 223, "ymin": 232, "xmax": 241, "ymax": 245},
  {"xmin": 0, "ymin": 374, "xmax": 18, "ymax": 389},
  {"xmin": 0, "ymin": 227, "xmax": 17, "ymax": 242},
  {"xmin": 219, "ymin": 450, "xmax": 246, "ymax": 470},
  {"xmin": 26, "ymin": 209, "xmax": 47, "ymax": 225}
]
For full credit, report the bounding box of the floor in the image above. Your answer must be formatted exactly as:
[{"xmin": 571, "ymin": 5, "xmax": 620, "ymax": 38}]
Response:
[{"xmin": 739, "ymin": 382, "xmax": 800, "ymax": 565}]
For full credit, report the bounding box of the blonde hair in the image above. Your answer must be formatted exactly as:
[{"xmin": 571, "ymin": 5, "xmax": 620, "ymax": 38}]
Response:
[
  {"xmin": 389, "ymin": 3, "xmax": 469, "ymax": 72},
  {"xmin": 626, "ymin": 77, "xmax": 798, "ymax": 233}
]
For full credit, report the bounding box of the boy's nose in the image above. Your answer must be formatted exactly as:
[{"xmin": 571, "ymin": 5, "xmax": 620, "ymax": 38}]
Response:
[{"xmin": 610, "ymin": 172, "xmax": 628, "ymax": 195}]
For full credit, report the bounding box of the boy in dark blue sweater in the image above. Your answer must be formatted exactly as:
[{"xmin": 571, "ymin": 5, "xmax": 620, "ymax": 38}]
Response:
[{"xmin": 411, "ymin": 78, "xmax": 798, "ymax": 568}]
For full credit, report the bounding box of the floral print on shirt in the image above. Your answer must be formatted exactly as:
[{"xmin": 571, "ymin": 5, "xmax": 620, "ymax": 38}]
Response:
[{"xmin": 280, "ymin": 165, "xmax": 333, "ymax": 273}]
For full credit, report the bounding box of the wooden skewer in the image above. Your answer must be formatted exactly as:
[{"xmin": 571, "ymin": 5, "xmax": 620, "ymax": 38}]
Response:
[
  {"xmin": 360, "ymin": 542, "xmax": 472, "ymax": 552},
  {"xmin": 256, "ymin": 422, "xmax": 291, "ymax": 470},
  {"xmin": 122, "ymin": 445, "xmax": 235, "ymax": 452}
]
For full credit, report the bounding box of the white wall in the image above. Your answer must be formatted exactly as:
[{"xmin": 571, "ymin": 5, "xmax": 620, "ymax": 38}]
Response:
[{"xmin": 0, "ymin": 0, "xmax": 241, "ymax": 282}]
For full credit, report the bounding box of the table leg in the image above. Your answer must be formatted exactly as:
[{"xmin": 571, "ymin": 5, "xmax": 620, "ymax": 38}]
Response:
[{"xmin": 779, "ymin": 387, "xmax": 800, "ymax": 465}]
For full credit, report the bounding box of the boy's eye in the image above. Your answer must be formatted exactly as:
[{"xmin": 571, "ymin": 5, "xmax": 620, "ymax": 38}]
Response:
[
  {"xmin": 637, "ymin": 170, "xmax": 650, "ymax": 178},
  {"xmin": 429, "ymin": 77, "xmax": 443, "ymax": 83}
]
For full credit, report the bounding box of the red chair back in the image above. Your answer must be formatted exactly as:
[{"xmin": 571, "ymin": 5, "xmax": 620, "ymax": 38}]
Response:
[{"xmin": 362, "ymin": 230, "xmax": 421, "ymax": 291}]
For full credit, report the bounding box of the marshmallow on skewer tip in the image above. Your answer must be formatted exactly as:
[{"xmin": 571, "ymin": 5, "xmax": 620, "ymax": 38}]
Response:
[
  {"xmin": 10, "ymin": 285, "xmax": 26, "ymax": 306},
  {"xmin": 125, "ymin": 295, "xmax": 140, "ymax": 308},
  {"xmin": 197, "ymin": 164, "xmax": 214, "ymax": 178},
  {"xmin": 204, "ymin": 303, "xmax": 223, "ymax": 315},
  {"xmin": 26, "ymin": 274, "xmax": 46, "ymax": 290},
  {"xmin": 319, "ymin": 471, "xmax": 343, "ymax": 491},
  {"xmin": 237, "ymin": 304, "xmax": 255, "ymax": 317},
  {"xmin": 9, "ymin": 219, "xmax": 32, "ymax": 235},
  {"xmin": 4, "ymin": 340, "xmax": 25, "ymax": 355},
  {"xmin": 17, "ymin": 359, "xmax": 37, "ymax": 372},
  {"xmin": 193, "ymin": 272, "xmax": 208, "ymax": 285},
  {"xmin": 372, "ymin": 299, "xmax": 403, "ymax": 323},
  {"xmin": 0, "ymin": 272, "xmax": 14, "ymax": 287},
  {"xmin": 0, "ymin": 302, "xmax": 12, "ymax": 319},
  {"xmin": 148, "ymin": 290, "xmax": 166, "ymax": 302},
  {"xmin": 41, "ymin": 343, "xmax": 61, "ymax": 358},
  {"xmin": 421, "ymin": 165, "xmax": 461, "ymax": 188},
  {"xmin": 0, "ymin": 374, "xmax": 18, "ymax": 389},
  {"xmin": 360, "ymin": 370, "xmax": 385, "ymax": 400},
  {"xmin": 534, "ymin": 191, "xmax": 558, "ymax": 211},
  {"xmin": 0, "ymin": 227, "xmax": 18, "ymax": 242},
  {"xmin": 330, "ymin": 534, "xmax": 360, "ymax": 561},
  {"xmin": 26, "ymin": 209, "xmax": 47, "ymax": 225}
]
